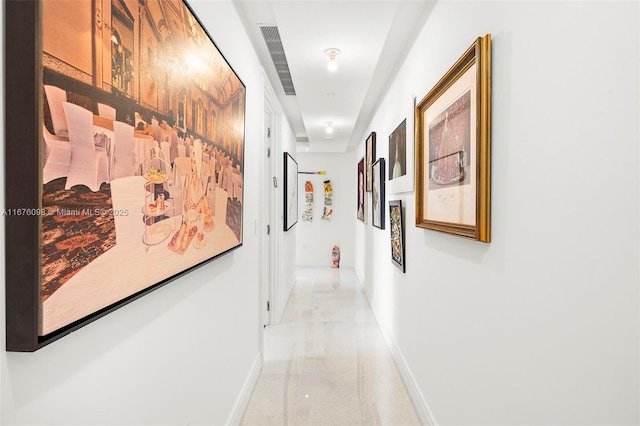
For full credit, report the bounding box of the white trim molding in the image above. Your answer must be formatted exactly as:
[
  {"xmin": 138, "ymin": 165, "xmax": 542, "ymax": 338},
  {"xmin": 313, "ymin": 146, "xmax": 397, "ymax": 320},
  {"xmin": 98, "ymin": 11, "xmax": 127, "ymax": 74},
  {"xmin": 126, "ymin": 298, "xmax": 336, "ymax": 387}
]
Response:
[
  {"xmin": 361, "ymin": 283, "xmax": 438, "ymax": 426},
  {"xmin": 226, "ymin": 353, "xmax": 262, "ymax": 426}
]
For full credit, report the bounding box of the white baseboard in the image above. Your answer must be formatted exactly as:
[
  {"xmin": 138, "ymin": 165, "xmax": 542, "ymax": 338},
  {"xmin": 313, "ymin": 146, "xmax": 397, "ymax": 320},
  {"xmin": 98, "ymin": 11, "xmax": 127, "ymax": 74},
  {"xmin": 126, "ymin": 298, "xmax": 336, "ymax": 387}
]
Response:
[
  {"xmin": 380, "ymin": 325, "xmax": 438, "ymax": 426},
  {"xmin": 360, "ymin": 284, "xmax": 438, "ymax": 426},
  {"xmin": 226, "ymin": 352, "xmax": 262, "ymax": 426}
]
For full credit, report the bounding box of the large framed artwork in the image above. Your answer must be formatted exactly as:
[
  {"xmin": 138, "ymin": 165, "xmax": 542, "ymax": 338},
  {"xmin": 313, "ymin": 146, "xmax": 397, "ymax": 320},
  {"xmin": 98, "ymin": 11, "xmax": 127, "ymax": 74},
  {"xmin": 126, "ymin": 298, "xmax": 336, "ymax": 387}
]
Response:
[
  {"xmin": 357, "ymin": 157, "xmax": 365, "ymax": 222},
  {"xmin": 283, "ymin": 152, "xmax": 298, "ymax": 231},
  {"xmin": 371, "ymin": 158, "xmax": 386, "ymax": 229},
  {"xmin": 415, "ymin": 34, "xmax": 491, "ymax": 242},
  {"xmin": 5, "ymin": 0, "xmax": 246, "ymax": 351},
  {"xmin": 389, "ymin": 200, "xmax": 406, "ymax": 272},
  {"xmin": 365, "ymin": 132, "xmax": 376, "ymax": 192}
]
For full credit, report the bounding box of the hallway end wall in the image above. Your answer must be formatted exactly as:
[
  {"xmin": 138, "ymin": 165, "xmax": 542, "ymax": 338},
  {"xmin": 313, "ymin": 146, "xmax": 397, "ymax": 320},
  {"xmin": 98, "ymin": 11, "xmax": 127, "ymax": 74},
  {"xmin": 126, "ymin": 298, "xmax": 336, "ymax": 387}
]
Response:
[
  {"xmin": 1, "ymin": 2, "xmax": 266, "ymax": 424},
  {"xmin": 356, "ymin": 1, "xmax": 639, "ymax": 425},
  {"xmin": 296, "ymin": 152, "xmax": 355, "ymax": 268}
]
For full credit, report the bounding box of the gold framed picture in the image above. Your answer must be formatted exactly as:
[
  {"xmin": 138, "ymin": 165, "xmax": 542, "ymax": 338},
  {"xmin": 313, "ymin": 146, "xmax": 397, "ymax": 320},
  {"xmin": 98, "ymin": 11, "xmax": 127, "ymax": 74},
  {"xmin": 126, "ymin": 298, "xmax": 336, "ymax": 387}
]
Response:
[{"xmin": 415, "ymin": 34, "xmax": 491, "ymax": 242}]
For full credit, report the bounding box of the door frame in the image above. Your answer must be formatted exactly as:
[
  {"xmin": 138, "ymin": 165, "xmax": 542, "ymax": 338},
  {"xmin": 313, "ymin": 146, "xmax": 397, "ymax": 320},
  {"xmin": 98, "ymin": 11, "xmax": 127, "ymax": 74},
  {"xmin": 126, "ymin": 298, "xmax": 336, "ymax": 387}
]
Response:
[{"xmin": 260, "ymin": 72, "xmax": 282, "ymax": 350}]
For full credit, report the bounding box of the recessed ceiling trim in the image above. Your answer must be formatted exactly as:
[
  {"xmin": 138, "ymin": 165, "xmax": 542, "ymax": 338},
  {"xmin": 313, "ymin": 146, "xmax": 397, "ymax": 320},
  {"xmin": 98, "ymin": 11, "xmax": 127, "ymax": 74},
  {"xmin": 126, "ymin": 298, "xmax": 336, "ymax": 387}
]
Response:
[{"xmin": 259, "ymin": 25, "xmax": 296, "ymax": 96}]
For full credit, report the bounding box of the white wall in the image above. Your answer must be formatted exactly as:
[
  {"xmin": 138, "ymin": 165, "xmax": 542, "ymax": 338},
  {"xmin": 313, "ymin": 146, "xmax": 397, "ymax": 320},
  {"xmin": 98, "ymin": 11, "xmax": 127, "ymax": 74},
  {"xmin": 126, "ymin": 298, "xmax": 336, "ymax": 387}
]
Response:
[
  {"xmin": 356, "ymin": 1, "xmax": 640, "ymax": 425},
  {"xmin": 1, "ymin": 1, "xmax": 266, "ymax": 424},
  {"xmin": 296, "ymin": 152, "xmax": 355, "ymax": 268}
]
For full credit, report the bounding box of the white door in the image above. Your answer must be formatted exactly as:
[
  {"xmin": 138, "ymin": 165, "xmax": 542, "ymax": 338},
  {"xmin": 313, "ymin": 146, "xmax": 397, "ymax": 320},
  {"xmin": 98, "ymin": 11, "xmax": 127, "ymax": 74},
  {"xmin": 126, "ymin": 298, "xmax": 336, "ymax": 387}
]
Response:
[{"xmin": 261, "ymin": 75, "xmax": 281, "ymax": 351}]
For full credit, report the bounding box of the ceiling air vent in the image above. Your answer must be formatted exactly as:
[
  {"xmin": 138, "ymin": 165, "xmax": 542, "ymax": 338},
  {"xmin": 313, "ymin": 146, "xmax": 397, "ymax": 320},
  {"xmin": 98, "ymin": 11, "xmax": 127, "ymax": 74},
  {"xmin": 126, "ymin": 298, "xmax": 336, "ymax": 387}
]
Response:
[{"xmin": 259, "ymin": 25, "xmax": 296, "ymax": 96}]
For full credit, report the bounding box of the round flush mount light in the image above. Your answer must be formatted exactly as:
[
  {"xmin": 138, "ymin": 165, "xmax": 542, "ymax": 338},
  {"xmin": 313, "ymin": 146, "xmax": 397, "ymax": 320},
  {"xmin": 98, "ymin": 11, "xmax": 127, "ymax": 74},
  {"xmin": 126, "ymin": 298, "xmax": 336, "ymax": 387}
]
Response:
[
  {"xmin": 325, "ymin": 121, "xmax": 334, "ymax": 135},
  {"xmin": 324, "ymin": 48, "xmax": 341, "ymax": 72}
]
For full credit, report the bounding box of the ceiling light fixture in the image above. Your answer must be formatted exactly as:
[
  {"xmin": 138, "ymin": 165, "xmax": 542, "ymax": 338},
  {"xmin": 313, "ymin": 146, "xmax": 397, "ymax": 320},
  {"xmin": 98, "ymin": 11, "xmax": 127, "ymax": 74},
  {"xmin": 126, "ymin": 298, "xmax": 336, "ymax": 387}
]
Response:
[
  {"xmin": 324, "ymin": 48, "xmax": 341, "ymax": 72},
  {"xmin": 325, "ymin": 121, "xmax": 334, "ymax": 135}
]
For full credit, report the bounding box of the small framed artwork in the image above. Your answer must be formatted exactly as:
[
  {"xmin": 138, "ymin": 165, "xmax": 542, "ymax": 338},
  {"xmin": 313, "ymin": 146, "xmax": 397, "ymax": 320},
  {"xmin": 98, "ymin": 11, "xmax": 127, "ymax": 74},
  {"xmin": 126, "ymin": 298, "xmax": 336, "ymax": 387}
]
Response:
[
  {"xmin": 389, "ymin": 200, "xmax": 406, "ymax": 272},
  {"xmin": 371, "ymin": 158, "xmax": 386, "ymax": 229},
  {"xmin": 387, "ymin": 113, "xmax": 415, "ymax": 194},
  {"xmin": 415, "ymin": 34, "xmax": 491, "ymax": 242},
  {"xmin": 388, "ymin": 119, "xmax": 406, "ymax": 181},
  {"xmin": 283, "ymin": 152, "xmax": 298, "ymax": 231},
  {"xmin": 365, "ymin": 131, "xmax": 376, "ymax": 192},
  {"xmin": 357, "ymin": 157, "xmax": 366, "ymax": 222}
]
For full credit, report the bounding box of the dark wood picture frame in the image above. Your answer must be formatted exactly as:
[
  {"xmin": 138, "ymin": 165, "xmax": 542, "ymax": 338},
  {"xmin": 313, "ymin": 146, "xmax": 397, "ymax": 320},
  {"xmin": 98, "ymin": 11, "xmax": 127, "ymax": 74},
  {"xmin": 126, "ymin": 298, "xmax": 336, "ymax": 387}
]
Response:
[
  {"xmin": 283, "ymin": 152, "xmax": 298, "ymax": 231},
  {"xmin": 5, "ymin": 0, "xmax": 246, "ymax": 351},
  {"xmin": 371, "ymin": 158, "xmax": 385, "ymax": 229},
  {"xmin": 389, "ymin": 200, "xmax": 406, "ymax": 272},
  {"xmin": 365, "ymin": 132, "xmax": 376, "ymax": 192},
  {"xmin": 415, "ymin": 34, "xmax": 491, "ymax": 242}
]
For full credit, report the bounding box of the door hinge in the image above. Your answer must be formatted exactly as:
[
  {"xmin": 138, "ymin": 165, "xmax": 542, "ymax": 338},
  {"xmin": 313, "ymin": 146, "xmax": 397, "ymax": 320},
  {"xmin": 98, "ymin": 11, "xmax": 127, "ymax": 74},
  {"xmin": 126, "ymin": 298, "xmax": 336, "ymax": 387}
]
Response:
[
  {"xmin": 273, "ymin": 177, "xmax": 278, "ymax": 188},
  {"xmin": 267, "ymin": 127, "xmax": 271, "ymax": 138},
  {"xmin": 267, "ymin": 224, "xmax": 270, "ymax": 235},
  {"xmin": 267, "ymin": 147, "xmax": 271, "ymax": 158},
  {"xmin": 267, "ymin": 301, "xmax": 270, "ymax": 311}
]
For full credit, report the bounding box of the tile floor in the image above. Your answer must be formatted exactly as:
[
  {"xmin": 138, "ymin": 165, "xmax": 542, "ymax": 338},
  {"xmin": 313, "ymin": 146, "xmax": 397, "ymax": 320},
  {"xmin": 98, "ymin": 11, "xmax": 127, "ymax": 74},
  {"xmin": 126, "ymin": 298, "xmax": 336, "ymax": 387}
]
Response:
[{"xmin": 241, "ymin": 267, "xmax": 421, "ymax": 425}]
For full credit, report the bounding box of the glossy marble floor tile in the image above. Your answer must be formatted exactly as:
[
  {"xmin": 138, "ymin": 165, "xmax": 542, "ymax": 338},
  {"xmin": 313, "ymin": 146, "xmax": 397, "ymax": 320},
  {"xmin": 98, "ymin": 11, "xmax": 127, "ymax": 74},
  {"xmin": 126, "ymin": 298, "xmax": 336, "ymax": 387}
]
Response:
[{"xmin": 241, "ymin": 267, "xmax": 421, "ymax": 426}]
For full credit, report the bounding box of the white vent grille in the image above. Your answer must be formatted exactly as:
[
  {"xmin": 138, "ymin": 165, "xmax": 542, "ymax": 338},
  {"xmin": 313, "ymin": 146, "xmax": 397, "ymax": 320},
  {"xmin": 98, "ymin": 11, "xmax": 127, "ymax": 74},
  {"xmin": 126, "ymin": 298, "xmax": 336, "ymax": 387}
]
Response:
[{"xmin": 259, "ymin": 25, "xmax": 296, "ymax": 96}]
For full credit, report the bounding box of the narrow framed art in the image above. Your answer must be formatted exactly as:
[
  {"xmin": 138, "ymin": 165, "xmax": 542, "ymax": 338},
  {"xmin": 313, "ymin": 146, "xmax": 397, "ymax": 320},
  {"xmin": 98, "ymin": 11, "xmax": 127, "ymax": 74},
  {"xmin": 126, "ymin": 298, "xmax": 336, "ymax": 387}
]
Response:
[
  {"xmin": 388, "ymin": 119, "xmax": 407, "ymax": 181},
  {"xmin": 357, "ymin": 157, "xmax": 365, "ymax": 222},
  {"xmin": 371, "ymin": 158, "xmax": 386, "ymax": 229},
  {"xmin": 389, "ymin": 200, "xmax": 406, "ymax": 272},
  {"xmin": 283, "ymin": 152, "xmax": 298, "ymax": 231},
  {"xmin": 365, "ymin": 132, "xmax": 376, "ymax": 192},
  {"xmin": 415, "ymin": 34, "xmax": 491, "ymax": 242},
  {"xmin": 387, "ymin": 111, "xmax": 415, "ymax": 195},
  {"xmin": 5, "ymin": 0, "xmax": 246, "ymax": 351}
]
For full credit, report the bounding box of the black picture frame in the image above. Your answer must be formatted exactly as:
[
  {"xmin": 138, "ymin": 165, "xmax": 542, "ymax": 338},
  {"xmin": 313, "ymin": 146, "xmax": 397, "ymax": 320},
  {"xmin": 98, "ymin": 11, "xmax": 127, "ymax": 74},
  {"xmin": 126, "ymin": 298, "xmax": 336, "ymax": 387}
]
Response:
[
  {"xmin": 388, "ymin": 119, "xmax": 407, "ymax": 181},
  {"xmin": 357, "ymin": 157, "xmax": 365, "ymax": 222},
  {"xmin": 389, "ymin": 200, "xmax": 406, "ymax": 272},
  {"xmin": 365, "ymin": 132, "xmax": 376, "ymax": 192},
  {"xmin": 371, "ymin": 158, "xmax": 385, "ymax": 229},
  {"xmin": 5, "ymin": 0, "xmax": 246, "ymax": 351},
  {"xmin": 283, "ymin": 152, "xmax": 298, "ymax": 231}
]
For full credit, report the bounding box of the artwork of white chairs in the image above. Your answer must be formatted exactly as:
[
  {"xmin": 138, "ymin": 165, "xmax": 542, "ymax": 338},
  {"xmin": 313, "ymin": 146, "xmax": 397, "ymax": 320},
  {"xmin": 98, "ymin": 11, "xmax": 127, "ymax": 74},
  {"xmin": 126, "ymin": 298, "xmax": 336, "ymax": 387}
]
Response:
[
  {"xmin": 134, "ymin": 112, "xmax": 146, "ymax": 127},
  {"xmin": 97, "ymin": 103, "xmax": 116, "ymax": 121},
  {"xmin": 151, "ymin": 118, "xmax": 162, "ymax": 142},
  {"xmin": 42, "ymin": 124, "xmax": 71, "ymax": 184},
  {"xmin": 169, "ymin": 131, "xmax": 179, "ymax": 164},
  {"xmin": 112, "ymin": 121, "xmax": 136, "ymax": 179},
  {"xmin": 173, "ymin": 157, "xmax": 190, "ymax": 175},
  {"xmin": 220, "ymin": 159, "xmax": 233, "ymax": 195},
  {"xmin": 44, "ymin": 85, "xmax": 69, "ymax": 138},
  {"xmin": 62, "ymin": 102, "xmax": 109, "ymax": 192},
  {"xmin": 149, "ymin": 146, "xmax": 173, "ymax": 193},
  {"xmin": 172, "ymin": 156, "xmax": 191, "ymax": 216},
  {"xmin": 160, "ymin": 141, "xmax": 171, "ymax": 170},
  {"xmin": 177, "ymin": 144, "xmax": 186, "ymax": 158}
]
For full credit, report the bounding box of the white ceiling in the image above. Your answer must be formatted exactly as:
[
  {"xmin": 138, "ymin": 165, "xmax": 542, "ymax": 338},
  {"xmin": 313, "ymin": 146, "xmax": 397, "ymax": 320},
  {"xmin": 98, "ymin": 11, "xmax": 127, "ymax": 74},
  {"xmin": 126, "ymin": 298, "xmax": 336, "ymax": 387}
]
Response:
[{"xmin": 233, "ymin": 0, "xmax": 436, "ymax": 153}]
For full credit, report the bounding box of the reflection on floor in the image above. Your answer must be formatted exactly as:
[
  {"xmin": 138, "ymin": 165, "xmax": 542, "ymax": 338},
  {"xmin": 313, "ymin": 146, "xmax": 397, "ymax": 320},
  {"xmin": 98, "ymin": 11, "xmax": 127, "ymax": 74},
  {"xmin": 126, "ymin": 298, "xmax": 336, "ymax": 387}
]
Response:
[{"xmin": 241, "ymin": 267, "xmax": 421, "ymax": 425}]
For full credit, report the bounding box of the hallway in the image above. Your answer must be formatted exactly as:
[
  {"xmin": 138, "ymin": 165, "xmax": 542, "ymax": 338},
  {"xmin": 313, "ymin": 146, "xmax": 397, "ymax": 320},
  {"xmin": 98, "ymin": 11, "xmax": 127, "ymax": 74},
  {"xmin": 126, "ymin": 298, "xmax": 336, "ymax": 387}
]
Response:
[{"xmin": 241, "ymin": 267, "xmax": 421, "ymax": 425}]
